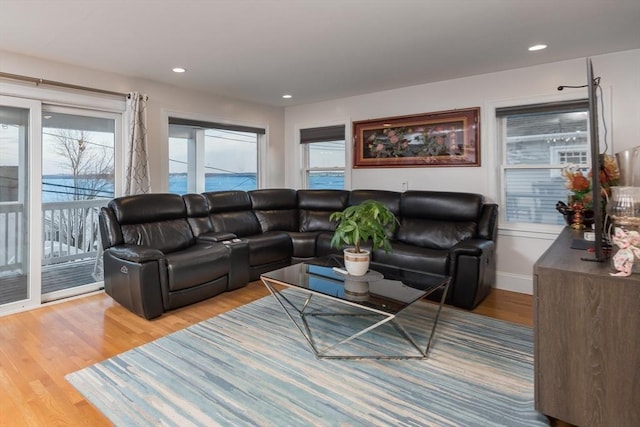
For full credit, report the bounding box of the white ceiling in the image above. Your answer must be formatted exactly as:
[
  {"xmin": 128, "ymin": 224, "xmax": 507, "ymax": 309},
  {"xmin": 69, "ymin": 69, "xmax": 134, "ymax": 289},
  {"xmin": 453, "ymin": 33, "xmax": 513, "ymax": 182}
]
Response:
[{"xmin": 1, "ymin": 0, "xmax": 639, "ymax": 107}]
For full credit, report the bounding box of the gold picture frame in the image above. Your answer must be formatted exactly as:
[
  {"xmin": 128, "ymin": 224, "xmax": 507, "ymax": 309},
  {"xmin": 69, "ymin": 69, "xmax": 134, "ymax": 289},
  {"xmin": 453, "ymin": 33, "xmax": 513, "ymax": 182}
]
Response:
[{"xmin": 353, "ymin": 107, "xmax": 480, "ymax": 168}]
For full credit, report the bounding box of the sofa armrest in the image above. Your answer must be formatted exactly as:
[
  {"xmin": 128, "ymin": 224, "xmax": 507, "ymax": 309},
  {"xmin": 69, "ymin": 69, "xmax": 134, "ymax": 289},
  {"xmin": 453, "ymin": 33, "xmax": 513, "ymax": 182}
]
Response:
[
  {"xmin": 478, "ymin": 204, "xmax": 498, "ymax": 241},
  {"xmin": 107, "ymin": 244, "xmax": 164, "ymax": 263},
  {"xmin": 450, "ymin": 238, "xmax": 493, "ymax": 257},
  {"xmin": 197, "ymin": 231, "xmax": 238, "ymax": 243},
  {"xmin": 447, "ymin": 238, "xmax": 496, "ymax": 309},
  {"xmin": 103, "ymin": 248, "xmax": 164, "ymax": 319}
]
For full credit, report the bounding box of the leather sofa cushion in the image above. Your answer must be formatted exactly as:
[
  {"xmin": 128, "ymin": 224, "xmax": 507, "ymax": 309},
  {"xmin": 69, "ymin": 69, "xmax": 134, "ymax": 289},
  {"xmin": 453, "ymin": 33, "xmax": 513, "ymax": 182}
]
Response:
[
  {"xmin": 298, "ymin": 189, "xmax": 349, "ymax": 211},
  {"xmin": 209, "ymin": 211, "xmax": 262, "ymax": 237},
  {"xmin": 249, "ymin": 188, "xmax": 298, "ymax": 209},
  {"xmin": 202, "ymin": 190, "xmax": 262, "ymax": 236},
  {"xmin": 120, "ymin": 219, "xmax": 195, "ymax": 254},
  {"xmin": 253, "ymin": 209, "xmax": 298, "ymax": 232},
  {"xmin": 249, "ymin": 189, "xmax": 299, "ymax": 232},
  {"xmin": 299, "ymin": 210, "xmax": 337, "ymax": 232},
  {"xmin": 373, "ymin": 241, "xmax": 449, "ymax": 276},
  {"xmin": 397, "ymin": 190, "xmax": 481, "ymax": 250},
  {"xmin": 287, "ymin": 231, "xmax": 318, "ymax": 258},
  {"xmin": 107, "ymin": 193, "xmax": 195, "ymax": 253},
  {"xmin": 99, "ymin": 206, "xmax": 123, "ymax": 248},
  {"xmin": 401, "ymin": 190, "xmax": 483, "ymax": 221},
  {"xmin": 203, "ymin": 190, "xmax": 252, "ymax": 213},
  {"xmin": 349, "ymin": 190, "xmax": 401, "ymax": 216},
  {"xmin": 315, "ymin": 231, "xmax": 343, "ymax": 257},
  {"xmin": 109, "ymin": 193, "xmax": 187, "ymax": 224},
  {"xmin": 396, "ymin": 218, "xmax": 477, "ymax": 250},
  {"xmin": 297, "ymin": 190, "xmax": 349, "ymax": 232},
  {"xmin": 165, "ymin": 243, "xmax": 229, "ymax": 292},
  {"xmin": 183, "ymin": 194, "xmax": 213, "ymax": 237},
  {"xmin": 243, "ymin": 231, "xmax": 292, "ymax": 266}
]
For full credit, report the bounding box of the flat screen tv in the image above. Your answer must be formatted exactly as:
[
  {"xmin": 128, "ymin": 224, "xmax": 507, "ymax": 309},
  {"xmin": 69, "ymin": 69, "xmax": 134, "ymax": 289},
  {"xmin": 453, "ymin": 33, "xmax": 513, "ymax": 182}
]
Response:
[
  {"xmin": 559, "ymin": 58, "xmax": 606, "ymax": 261},
  {"xmin": 585, "ymin": 58, "xmax": 606, "ymax": 262}
]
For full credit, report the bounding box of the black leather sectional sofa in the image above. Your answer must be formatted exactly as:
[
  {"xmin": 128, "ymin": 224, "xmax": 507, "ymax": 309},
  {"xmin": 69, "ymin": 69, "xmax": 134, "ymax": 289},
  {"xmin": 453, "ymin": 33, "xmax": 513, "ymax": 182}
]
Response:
[{"xmin": 99, "ymin": 189, "xmax": 498, "ymax": 319}]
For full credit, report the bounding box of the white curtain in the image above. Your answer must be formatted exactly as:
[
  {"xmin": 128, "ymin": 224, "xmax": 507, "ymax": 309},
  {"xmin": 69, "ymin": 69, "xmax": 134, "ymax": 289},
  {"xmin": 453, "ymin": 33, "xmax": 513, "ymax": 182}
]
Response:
[{"xmin": 124, "ymin": 91, "xmax": 151, "ymax": 195}]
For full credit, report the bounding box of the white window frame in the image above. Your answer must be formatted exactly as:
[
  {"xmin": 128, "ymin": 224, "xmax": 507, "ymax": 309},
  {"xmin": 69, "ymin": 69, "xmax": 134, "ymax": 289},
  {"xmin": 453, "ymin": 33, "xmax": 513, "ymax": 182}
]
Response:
[
  {"xmin": 297, "ymin": 122, "xmax": 348, "ymax": 190},
  {"xmin": 485, "ymin": 93, "xmax": 601, "ymax": 238},
  {"xmin": 302, "ymin": 140, "xmax": 346, "ymax": 189},
  {"xmin": 499, "ymin": 108, "xmax": 591, "ymax": 232},
  {"xmin": 163, "ymin": 110, "xmax": 267, "ymax": 193}
]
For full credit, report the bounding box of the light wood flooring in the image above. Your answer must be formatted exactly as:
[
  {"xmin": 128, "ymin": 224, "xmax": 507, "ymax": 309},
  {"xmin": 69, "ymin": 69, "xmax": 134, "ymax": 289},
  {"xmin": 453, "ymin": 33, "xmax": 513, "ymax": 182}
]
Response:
[{"xmin": 0, "ymin": 284, "xmax": 570, "ymax": 427}]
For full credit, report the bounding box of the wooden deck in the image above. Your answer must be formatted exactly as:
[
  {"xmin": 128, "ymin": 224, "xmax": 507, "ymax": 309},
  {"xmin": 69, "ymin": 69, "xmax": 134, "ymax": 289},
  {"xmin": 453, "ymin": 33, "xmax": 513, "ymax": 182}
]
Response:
[{"xmin": 0, "ymin": 260, "xmax": 99, "ymax": 305}]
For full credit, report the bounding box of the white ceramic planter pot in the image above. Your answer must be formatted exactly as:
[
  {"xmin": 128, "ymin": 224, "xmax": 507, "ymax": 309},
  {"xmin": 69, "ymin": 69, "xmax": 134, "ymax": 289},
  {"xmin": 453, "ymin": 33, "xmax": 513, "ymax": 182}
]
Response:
[{"xmin": 343, "ymin": 248, "xmax": 370, "ymax": 276}]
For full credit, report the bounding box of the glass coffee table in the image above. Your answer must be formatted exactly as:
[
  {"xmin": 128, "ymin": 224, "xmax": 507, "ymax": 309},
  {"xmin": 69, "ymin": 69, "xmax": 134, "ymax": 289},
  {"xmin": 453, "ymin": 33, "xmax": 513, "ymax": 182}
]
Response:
[{"xmin": 260, "ymin": 255, "xmax": 450, "ymax": 360}]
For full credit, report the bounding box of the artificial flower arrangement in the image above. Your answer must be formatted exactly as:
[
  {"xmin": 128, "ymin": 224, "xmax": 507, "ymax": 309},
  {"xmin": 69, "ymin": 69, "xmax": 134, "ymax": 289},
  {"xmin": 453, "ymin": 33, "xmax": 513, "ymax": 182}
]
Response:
[
  {"xmin": 555, "ymin": 154, "xmax": 620, "ymax": 228},
  {"xmin": 560, "ymin": 154, "xmax": 620, "ymax": 208}
]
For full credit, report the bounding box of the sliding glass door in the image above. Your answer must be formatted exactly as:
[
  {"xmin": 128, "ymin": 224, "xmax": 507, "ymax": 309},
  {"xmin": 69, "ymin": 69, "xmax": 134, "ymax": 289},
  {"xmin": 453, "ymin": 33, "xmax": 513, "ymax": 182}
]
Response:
[
  {"xmin": 40, "ymin": 106, "xmax": 117, "ymax": 302},
  {"xmin": 0, "ymin": 97, "xmax": 42, "ymax": 312},
  {"xmin": 0, "ymin": 93, "xmax": 122, "ymax": 314}
]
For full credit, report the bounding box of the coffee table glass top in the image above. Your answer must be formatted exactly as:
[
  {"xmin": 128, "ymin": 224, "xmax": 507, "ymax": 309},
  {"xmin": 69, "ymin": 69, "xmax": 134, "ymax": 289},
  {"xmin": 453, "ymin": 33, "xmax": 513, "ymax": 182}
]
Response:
[{"xmin": 260, "ymin": 255, "xmax": 449, "ymax": 315}]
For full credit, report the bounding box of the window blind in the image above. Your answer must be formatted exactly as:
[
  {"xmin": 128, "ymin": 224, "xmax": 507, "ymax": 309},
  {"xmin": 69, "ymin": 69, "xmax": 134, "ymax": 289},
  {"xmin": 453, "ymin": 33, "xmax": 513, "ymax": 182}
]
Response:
[
  {"xmin": 300, "ymin": 125, "xmax": 345, "ymax": 144},
  {"xmin": 168, "ymin": 117, "xmax": 265, "ymax": 134},
  {"xmin": 496, "ymin": 99, "xmax": 588, "ymax": 117}
]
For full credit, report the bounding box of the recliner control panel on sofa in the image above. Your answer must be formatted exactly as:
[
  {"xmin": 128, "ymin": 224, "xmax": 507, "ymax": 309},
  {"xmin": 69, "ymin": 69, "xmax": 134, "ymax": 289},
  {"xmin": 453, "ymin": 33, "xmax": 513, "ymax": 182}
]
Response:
[{"xmin": 99, "ymin": 189, "xmax": 497, "ymax": 319}]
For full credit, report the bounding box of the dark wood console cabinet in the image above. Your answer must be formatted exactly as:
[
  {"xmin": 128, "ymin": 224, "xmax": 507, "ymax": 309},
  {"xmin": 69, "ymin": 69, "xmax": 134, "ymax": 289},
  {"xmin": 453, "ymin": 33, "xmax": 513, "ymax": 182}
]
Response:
[{"xmin": 533, "ymin": 227, "xmax": 640, "ymax": 426}]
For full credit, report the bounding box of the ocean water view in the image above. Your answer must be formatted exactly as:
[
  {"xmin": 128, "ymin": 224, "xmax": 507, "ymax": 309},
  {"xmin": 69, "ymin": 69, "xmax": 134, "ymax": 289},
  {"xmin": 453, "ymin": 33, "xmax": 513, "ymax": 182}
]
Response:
[{"xmin": 41, "ymin": 173, "xmax": 344, "ymax": 202}]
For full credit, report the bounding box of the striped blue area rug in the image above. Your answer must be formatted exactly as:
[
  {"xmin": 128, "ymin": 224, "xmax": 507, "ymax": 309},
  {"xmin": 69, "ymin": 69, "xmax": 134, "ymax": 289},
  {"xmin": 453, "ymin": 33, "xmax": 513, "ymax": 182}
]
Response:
[{"xmin": 66, "ymin": 290, "xmax": 549, "ymax": 426}]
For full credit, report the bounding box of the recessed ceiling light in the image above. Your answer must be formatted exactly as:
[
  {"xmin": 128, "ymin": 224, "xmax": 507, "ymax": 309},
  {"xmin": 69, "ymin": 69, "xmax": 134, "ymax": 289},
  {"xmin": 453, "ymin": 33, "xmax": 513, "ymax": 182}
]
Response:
[
  {"xmin": 43, "ymin": 115, "xmax": 52, "ymax": 119},
  {"xmin": 172, "ymin": 67, "xmax": 186, "ymax": 73},
  {"xmin": 282, "ymin": 94, "xmax": 292, "ymax": 99},
  {"xmin": 528, "ymin": 44, "xmax": 547, "ymax": 52}
]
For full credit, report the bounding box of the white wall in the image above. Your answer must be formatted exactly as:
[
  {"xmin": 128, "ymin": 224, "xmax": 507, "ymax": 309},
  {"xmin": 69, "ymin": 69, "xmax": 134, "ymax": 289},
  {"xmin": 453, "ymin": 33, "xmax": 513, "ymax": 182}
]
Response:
[
  {"xmin": 0, "ymin": 50, "xmax": 286, "ymax": 189},
  {"xmin": 284, "ymin": 49, "xmax": 640, "ymax": 295}
]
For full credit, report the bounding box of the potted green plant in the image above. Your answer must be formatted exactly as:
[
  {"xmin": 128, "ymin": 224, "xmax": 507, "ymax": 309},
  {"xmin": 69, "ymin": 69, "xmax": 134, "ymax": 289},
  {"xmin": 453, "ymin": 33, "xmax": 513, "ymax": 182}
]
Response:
[{"xmin": 329, "ymin": 199, "xmax": 399, "ymax": 275}]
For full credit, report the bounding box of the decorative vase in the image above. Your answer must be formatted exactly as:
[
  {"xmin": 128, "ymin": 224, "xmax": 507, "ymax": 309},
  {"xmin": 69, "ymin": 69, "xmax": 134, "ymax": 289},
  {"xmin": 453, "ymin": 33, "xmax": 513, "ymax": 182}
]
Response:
[
  {"xmin": 556, "ymin": 200, "xmax": 594, "ymax": 228},
  {"xmin": 606, "ymin": 186, "xmax": 640, "ymax": 276},
  {"xmin": 567, "ymin": 194, "xmax": 589, "ymax": 230},
  {"xmin": 565, "ymin": 209, "xmax": 595, "ymax": 228},
  {"xmin": 570, "ymin": 202, "xmax": 586, "ymax": 230},
  {"xmin": 343, "ymin": 248, "xmax": 370, "ymax": 276}
]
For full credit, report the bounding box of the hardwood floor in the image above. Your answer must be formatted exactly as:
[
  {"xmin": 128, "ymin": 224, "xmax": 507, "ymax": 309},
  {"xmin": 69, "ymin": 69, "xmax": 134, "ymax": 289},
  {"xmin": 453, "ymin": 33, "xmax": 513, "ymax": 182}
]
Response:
[{"xmin": 0, "ymin": 284, "xmax": 564, "ymax": 426}]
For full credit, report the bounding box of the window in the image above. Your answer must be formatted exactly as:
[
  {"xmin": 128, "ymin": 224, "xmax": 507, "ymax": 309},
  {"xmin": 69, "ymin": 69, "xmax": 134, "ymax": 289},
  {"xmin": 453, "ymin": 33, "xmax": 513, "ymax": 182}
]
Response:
[
  {"xmin": 498, "ymin": 100, "xmax": 589, "ymax": 226},
  {"xmin": 300, "ymin": 125, "xmax": 345, "ymax": 189},
  {"xmin": 168, "ymin": 118, "xmax": 263, "ymax": 194}
]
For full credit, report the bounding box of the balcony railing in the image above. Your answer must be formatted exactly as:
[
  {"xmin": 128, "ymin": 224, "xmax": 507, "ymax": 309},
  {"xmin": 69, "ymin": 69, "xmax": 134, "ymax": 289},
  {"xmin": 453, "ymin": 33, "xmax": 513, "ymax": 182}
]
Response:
[
  {"xmin": 0, "ymin": 202, "xmax": 22, "ymax": 274},
  {"xmin": 41, "ymin": 199, "xmax": 105, "ymax": 265},
  {"xmin": 0, "ymin": 199, "xmax": 106, "ymax": 273}
]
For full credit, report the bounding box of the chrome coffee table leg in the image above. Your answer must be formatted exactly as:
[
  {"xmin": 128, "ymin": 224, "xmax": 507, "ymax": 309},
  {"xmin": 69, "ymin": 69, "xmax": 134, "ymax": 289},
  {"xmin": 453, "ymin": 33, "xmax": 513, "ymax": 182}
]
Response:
[{"xmin": 261, "ymin": 276, "xmax": 450, "ymax": 360}]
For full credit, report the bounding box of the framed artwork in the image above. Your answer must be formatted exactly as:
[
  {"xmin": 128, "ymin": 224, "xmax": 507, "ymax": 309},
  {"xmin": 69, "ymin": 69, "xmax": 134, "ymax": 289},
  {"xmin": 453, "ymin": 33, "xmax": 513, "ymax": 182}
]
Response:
[{"xmin": 352, "ymin": 107, "xmax": 480, "ymax": 168}]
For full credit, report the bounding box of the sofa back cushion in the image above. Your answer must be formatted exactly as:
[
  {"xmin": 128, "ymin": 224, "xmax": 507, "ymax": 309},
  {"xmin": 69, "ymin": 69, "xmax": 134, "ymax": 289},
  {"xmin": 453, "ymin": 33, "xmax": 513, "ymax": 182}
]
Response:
[
  {"xmin": 397, "ymin": 191, "xmax": 483, "ymax": 250},
  {"xmin": 349, "ymin": 189, "xmax": 401, "ymax": 239},
  {"xmin": 249, "ymin": 188, "xmax": 299, "ymax": 232},
  {"xmin": 348, "ymin": 189, "xmax": 401, "ymax": 216},
  {"xmin": 202, "ymin": 191, "xmax": 262, "ymax": 237},
  {"xmin": 297, "ymin": 190, "xmax": 349, "ymax": 232},
  {"xmin": 108, "ymin": 193, "xmax": 194, "ymax": 253},
  {"xmin": 182, "ymin": 193, "xmax": 213, "ymax": 237}
]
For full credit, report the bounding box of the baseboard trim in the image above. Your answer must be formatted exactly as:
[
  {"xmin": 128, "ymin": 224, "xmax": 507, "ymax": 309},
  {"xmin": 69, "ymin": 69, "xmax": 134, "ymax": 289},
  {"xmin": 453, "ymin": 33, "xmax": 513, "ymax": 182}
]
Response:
[{"xmin": 495, "ymin": 271, "xmax": 533, "ymax": 295}]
